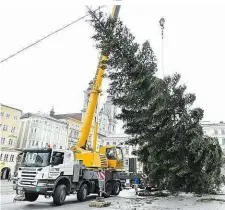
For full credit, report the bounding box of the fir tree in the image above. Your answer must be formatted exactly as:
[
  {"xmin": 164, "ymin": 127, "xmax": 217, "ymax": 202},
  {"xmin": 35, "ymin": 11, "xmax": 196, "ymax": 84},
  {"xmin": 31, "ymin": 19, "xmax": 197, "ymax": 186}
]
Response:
[{"xmin": 88, "ymin": 9, "xmax": 223, "ymax": 193}]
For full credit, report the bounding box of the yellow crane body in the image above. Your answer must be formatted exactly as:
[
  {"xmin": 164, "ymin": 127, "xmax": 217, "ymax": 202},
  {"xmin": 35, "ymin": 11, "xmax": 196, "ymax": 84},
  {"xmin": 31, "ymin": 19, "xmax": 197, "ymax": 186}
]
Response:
[{"xmin": 72, "ymin": 5, "xmax": 123, "ymax": 170}]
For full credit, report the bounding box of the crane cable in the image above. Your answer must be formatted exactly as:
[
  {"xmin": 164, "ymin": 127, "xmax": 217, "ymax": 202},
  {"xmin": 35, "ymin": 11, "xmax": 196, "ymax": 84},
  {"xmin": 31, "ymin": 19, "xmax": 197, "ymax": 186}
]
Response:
[{"xmin": 0, "ymin": 6, "xmax": 105, "ymax": 64}]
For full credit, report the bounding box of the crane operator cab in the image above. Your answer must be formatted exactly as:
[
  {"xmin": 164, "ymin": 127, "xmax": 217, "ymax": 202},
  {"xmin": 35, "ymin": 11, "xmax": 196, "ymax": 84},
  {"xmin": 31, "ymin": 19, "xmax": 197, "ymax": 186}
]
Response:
[{"xmin": 99, "ymin": 146, "xmax": 124, "ymax": 169}]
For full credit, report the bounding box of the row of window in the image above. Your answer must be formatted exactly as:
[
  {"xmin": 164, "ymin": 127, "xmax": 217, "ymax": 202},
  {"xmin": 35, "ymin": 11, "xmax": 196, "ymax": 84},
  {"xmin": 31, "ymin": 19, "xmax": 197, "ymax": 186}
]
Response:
[
  {"xmin": 1, "ymin": 137, "xmax": 14, "ymax": 145},
  {"xmin": 0, "ymin": 124, "xmax": 17, "ymax": 133},
  {"xmin": 33, "ymin": 120, "xmax": 66, "ymax": 131},
  {"xmin": 106, "ymin": 141, "xmax": 117, "ymax": 146},
  {"xmin": 213, "ymin": 128, "xmax": 225, "ymax": 135},
  {"xmin": 28, "ymin": 140, "xmax": 63, "ymax": 149},
  {"xmin": 70, "ymin": 129, "xmax": 79, "ymax": 138},
  {"xmin": 100, "ymin": 125, "xmax": 115, "ymax": 132},
  {"xmin": 0, "ymin": 153, "xmax": 14, "ymax": 162},
  {"xmin": 0, "ymin": 112, "xmax": 18, "ymax": 120}
]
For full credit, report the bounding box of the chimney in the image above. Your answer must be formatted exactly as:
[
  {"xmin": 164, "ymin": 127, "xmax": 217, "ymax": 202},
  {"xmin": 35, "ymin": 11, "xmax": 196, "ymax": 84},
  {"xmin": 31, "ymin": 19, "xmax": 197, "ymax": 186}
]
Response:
[{"xmin": 50, "ymin": 106, "xmax": 55, "ymax": 117}]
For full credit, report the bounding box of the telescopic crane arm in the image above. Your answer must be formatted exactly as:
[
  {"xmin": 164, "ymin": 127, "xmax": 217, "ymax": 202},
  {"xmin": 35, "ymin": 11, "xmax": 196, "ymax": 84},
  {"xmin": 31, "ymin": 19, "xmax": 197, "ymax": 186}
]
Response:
[{"xmin": 73, "ymin": 6, "xmax": 121, "ymax": 151}]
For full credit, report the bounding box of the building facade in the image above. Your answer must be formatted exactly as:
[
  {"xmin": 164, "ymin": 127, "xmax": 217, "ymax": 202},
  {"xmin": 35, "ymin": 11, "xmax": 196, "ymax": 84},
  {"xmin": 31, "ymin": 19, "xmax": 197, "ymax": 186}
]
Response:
[
  {"xmin": 16, "ymin": 113, "xmax": 68, "ymax": 150},
  {"xmin": 0, "ymin": 148, "xmax": 22, "ymax": 178},
  {"xmin": 201, "ymin": 121, "xmax": 225, "ymax": 153},
  {"xmin": 52, "ymin": 112, "xmax": 95, "ymax": 149},
  {"xmin": 0, "ymin": 104, "xmax": 23, "ymax": 179},
  {"xmin": 0, "ymin": 104, "xmax": 22, "ymax": 149}
]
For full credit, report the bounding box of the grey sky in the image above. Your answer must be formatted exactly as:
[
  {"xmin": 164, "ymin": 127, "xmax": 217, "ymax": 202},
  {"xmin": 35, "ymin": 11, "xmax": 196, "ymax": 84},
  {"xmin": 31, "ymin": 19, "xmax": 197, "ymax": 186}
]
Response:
[{"xmin": 1, "ymin": 1, "xmax": 225, "ymax": 126}]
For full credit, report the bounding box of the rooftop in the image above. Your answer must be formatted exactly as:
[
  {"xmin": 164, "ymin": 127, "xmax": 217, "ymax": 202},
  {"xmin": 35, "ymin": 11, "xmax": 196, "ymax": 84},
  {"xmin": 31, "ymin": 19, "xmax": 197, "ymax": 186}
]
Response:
[
  {"xmin": 201, "ymin": 121, "xmax": 225, "ymax": 126},
  {"xmin": 0, "ymin": 103, "xmax": 22, "ymax": 113},
  {"xmin": 20, "ymin": 112, "xmax": 68, "ymax": 125},
  {"xmin": 53, "ymin": 113, "xmax": 82, "ymax": 121}
]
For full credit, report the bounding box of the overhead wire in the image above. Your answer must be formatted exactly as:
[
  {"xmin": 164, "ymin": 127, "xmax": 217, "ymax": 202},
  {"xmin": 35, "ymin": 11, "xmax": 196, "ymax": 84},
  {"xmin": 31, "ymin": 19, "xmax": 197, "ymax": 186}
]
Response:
[{"xmin": 0, "ymin": 6, "xmax": 105, "ymax": 64}]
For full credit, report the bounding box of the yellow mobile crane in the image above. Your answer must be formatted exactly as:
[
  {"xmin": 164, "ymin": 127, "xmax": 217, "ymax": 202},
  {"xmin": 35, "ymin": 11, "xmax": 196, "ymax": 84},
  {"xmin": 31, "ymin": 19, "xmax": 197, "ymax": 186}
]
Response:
[
  {"xmin": 72, "ymin": 5, "xmax": 123, "ymax": 170},
  {"xmin": 14, "ymin": 6, "xmax": 126, "ymax": 206}
]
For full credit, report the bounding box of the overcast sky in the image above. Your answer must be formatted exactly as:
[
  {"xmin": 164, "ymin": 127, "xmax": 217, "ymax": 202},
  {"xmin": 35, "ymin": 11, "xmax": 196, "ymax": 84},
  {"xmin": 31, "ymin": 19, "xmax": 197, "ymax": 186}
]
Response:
[{"xmin": 1, "ymin": 0, "xmax": 225, "ymax": 129}]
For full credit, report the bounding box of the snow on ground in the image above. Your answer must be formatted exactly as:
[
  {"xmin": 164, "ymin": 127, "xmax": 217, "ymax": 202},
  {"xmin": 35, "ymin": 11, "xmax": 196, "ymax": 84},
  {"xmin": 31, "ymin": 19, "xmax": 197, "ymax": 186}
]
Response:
[{"xmin": 106, "ymin": 188, "xmax": 225, "ymax": 210}]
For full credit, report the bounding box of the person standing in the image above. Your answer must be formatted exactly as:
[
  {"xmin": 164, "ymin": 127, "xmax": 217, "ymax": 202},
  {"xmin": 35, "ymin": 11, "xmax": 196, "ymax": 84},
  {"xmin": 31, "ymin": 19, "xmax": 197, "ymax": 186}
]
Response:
[{"xmin": 134, "ymin": 175, "xmax": 140, "ymax": 195}]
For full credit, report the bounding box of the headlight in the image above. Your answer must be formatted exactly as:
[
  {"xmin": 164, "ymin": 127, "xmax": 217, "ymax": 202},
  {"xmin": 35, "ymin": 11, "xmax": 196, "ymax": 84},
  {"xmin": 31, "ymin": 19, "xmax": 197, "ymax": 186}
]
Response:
[
  {"xmin": 37, "ymin": 183, "xmax": 47, "ymax": 187},
  {"xmin": 37, "ymin": 180, "xmax": 48, "ymax": 187}
]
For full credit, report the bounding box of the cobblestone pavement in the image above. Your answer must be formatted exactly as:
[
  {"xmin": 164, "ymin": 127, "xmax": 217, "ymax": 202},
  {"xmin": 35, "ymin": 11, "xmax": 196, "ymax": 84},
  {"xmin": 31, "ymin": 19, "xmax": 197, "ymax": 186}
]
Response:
[
  {"xmin": 1, "ymin": 180, "xmax": 14, "ymax": 195},
  {"xmin": 1, "ymin": 184, "xmax": 225, "ymax": 210}
]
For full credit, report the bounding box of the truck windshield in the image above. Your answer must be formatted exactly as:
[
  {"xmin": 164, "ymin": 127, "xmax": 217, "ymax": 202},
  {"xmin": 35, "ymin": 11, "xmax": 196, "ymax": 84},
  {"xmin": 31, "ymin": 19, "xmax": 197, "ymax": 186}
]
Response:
[{"xmin": 21, "ymin": 151, "xmax": 51, "ymax": 167}]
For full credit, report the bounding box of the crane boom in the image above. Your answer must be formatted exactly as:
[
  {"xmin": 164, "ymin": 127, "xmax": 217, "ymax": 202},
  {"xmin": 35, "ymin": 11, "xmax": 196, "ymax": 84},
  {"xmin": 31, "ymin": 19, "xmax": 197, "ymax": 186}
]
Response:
[{"xmin": 75, "ymin": 5, "xmax": 121, "ymax": 149}]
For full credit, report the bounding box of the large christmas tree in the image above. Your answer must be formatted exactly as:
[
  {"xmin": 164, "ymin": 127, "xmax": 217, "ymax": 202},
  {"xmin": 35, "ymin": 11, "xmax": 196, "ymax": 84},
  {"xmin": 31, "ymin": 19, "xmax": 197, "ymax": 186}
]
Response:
[{"xmin": 88, "ymin": 9, "xmax": 223, "ymax": 193}]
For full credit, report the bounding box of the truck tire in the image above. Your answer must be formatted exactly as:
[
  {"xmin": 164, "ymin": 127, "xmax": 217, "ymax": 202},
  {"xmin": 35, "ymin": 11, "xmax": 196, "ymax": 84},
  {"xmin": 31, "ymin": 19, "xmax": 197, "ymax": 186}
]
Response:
[
  {"xmin": 112, "ymin": 181, "xmax": 120, "ymax": 195},
  {"xmin": 103, "ymin": 182, "xmax": 112, "ymax": 198},
  {"xmin": 53, "ymin": 184, "xmax": 67, "ymax": 206},
  {"xmin": 77, "ymin": 183, "xmax": 88, "ymax": 202},
  {"xmin": 25, "ymin": 192, "xmax": 39, "ymax": 202}
]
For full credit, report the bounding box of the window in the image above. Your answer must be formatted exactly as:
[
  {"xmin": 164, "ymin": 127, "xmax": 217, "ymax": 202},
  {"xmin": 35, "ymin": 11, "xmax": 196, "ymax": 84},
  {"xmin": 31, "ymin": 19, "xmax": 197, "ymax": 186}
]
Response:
[
  {"xmin": 31, "ymin": 128, "xmax": 37, "ymax": 133},
  {"xmin": 52, "ymin": 152, "xmax": 64, "ymax": 165},
  {"xmin": 106, "ymin": 148, "xmax": 117, "ymax": 160},
  {"xmin": 113, "ymin": 142, "xmax": 116, "ymax": 145},
  {"xmin": 1, "ymin": 137, "xmax": 5, "ymax": 144},
  {"xmin": 60, "ymin": 146, "xmax": 62, "ymax": 149},
  {"xmin": 0, "ymin": 154, "xmax": 2, "ymax": 160},
  {"xmin": 125, "ymin": 159, "xmax": 129, "ymax": 166},
  {"xmin": 222, "ymin": 129, "xmax": 225, "ymax": 134},
  {"xmin": 106, "ymin": 142, "xmax": 109, "ymax": 145},
  {"xmin": 8, "ymin": 139, "xmax": 13, "ymax": 145},
  {"xmin": 6, "ymin": 113, "xmax": 10, "ymax": 118},
  {"xmin": 10, "ymin": 155, "xmax": 14, "ymax": 162},
  {"xmin": 11, "ymin": 126, "xmax": 16, "ymax": 133},
  {"xmin": 4, "ymin": 154, "xmax": 8, "ymax": 161},
  {"xmin": 214, "ymin": 129, "xmax": 218, "ymax": 135},
  {"xmin": 0, "ymin": 112, "xmax": 4, "ymax": 117},
  {"xmin": 222, "ymin": 138, "xmax": 225, "ymax": 145},
  {"xmin": 125, "ymin": 148, "xmax": 129, "ymax": 155},
  {"xmin": 3, "ymin": 125, "xmax": 8, "ymax": 131},
  {"xmin": 36, "ymin": 142, "xmax": 38, "ymax": 146},
  {"xmin": 14, "ymin": 116, "xmax": 18, "ymax": 120},
  {"xmin": 53, "ymin": 144, "xmax": 56, "ymax": 149}
]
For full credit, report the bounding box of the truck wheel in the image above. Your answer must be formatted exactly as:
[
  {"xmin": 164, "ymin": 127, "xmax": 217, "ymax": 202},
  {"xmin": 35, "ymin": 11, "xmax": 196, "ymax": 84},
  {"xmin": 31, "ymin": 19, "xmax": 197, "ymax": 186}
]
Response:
[
  {"xmin": 53, "ymin": 184, "xmax": 67, "ymax": 206},
  {"xmin": 77, "ymin": 183, "xmax": 88, "ymax": 202},
  {"xmin": 103, "ymin": 182, "xmax": 112, "ymax": 198},
  {"xmin": 112, "ymin": 181, "xmax": 120, "ymax": 195},
  {"xmin": 25, "ymin": 192, "xmax": 39, "ymax": 202}
]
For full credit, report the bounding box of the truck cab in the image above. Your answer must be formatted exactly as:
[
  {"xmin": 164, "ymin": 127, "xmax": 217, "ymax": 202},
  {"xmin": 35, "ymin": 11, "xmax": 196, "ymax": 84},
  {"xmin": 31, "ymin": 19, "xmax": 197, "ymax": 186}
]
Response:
[{"xmin": 16, "ymin": 148, "xmax": 74, "ymax": 204}]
